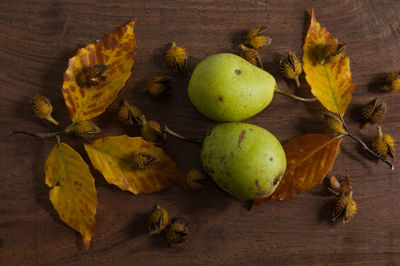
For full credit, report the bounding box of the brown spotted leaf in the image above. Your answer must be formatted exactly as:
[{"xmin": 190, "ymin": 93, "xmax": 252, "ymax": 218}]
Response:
[
  {"xmin": 61, "ymin": 20, "xmax": 136, "ymax": 122},
  {"xmin": 44, "ymin": 143, "xmax": 97, "ymax": 249},
  {"xmin": 254, "ymin": 134, "xmax": 341, "ymax": 206},
  {"xmin": 303, "ymin": 9, "xmax": 354, "ymax": 115},
  {"xmin": 84, "ymin": 135, "xmax": 184, "ymax": 194}
]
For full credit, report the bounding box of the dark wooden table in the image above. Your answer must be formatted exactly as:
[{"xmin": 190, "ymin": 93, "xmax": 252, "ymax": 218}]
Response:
[{"xmin": 1, "ymin": 0, "xmax": 399, "ymax": 265}]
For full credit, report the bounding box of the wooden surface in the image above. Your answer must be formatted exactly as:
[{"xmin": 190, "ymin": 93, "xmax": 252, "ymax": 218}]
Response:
[{"xmin": 1, "ymin": 0, "xmax": 399, "ymax": 265}]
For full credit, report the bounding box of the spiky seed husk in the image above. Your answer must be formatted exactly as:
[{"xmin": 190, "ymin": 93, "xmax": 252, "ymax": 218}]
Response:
[
  {"xmin": 322, "ymin": 41, "xmax": 338, "ymax": 60},
  {"xmin": 118, "ymin": 99, "xmax": 142, "ymax": 126},
  {"xmin": 246, "ymin": 27, "xmax": 263, "ymax": 40},
  {"xmin": 384, "ymin": 134, "xmax": 395, "ymax": 157},
  {"xmin": 373, "ymin": 126, "xmax": 395, "ymax": 158},
  {"xmin": 148, "ymin": 204, "xmax": 168, "ymax": 235},
  {"xmin": 140, "ymin": 115, "xmax": 165, "ymax": 143},
  {"xmin": 65, "ymin": 120, "xmax": 100, "ymax": 142},
  {"xmin": 248, "ymin": 35, "xmax": 272, "ymax": 50},
  {"xmin": 166, "ymin": 42, "xmax": 187, "ymax": 72},
  {"xmin": 382, "ymin": 72, "xmax": 400, "ymax": 91},
  {"xmin": 370, "ymin": 103, "xmax": 386, "ymax": 124},
  {"xmin": 129, "ymin": 105, "xmax": 142, "ymax": 119},
  {"xmin": 186, "ymin": 169, "xmax": 211, "ymax": 191},
  {"xmin": 281, "ymin": 51, "xmax": 302, "ymax": 87},
  {"xmin": 165, "ymin": 218, "xmax": 189, "ymax": 247},
  {"xmin": 373, "ymin": 127, "xmax": 388, "ymax": 157},
  {"xmin": 244, "ymin": 27, "xmax": 272, "ymax": 50},
  {"xmin": 145, "ymin": 76, "xmax": 172, "ymax": 97},
  {"xmin": 322, "ymin": 112, "xmax": 345, "ymax": 135},
  {"xmin": 332, "ymin": 191, "xmax": 357, "ymax": 224},
  {"xmin": 361, "ymin": 98, "xmax": 378, "ymax": 120},
  {"xmin": 133, "ymin": 152, "xmax": 158, "ymax": 170},
  {"xmin": 76, "ymin": 64, "xmax": 108, "ymax": 88},
  {"xmin": 118, "ymin": 104, "xmax": 132, "ymax": 125},
  {"xmin": 361, "ymin": 98, "xmax": 386, "ymax": 126},
  {"xmin": 327, "ymin": 175, "xmax": 352, "ymax": 195},
  {"xmin": 339, "ymin": 176, "xmax": 352, "ymax": 195},
  {"xmin": 391, "ymin": 77, "xmax": 400, "ymax": 91},
  {"xmin": 239, "ymin": 44, "xmax": 263, "ymax": 69},
  {"xmin": 321, "ymin": 42, "xmax": 346, "ymax": 65},
  {"xmin": 288, "ymin": 51, "xmax": 302, "ymax": 76},
  {"xmin": 31, "ymin": 94, "xmax": 59, "ymax": 125},
  {"xmin": 343, "ymin": 197, "xmax": 357, "ymax": 223}
]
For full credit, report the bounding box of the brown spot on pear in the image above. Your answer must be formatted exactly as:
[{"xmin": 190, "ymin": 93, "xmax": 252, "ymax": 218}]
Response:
[{"xmin": 201, "ymin": 122, "xmax": 286, "ymax": 200}]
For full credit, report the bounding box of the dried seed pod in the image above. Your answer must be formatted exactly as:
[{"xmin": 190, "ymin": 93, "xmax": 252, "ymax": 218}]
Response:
[
  {"xmin": 373, "ymin": 126, "xmax": 395, "ymax": 158},
  {"xmin": 65, "ymin": 120, "xmax": 100, "ymax": 142},
  {"xmin": 280, "ymin": 51, "xmax": 302, "ymax": 87},
  {"xmin": 133, "ymin": 152, "xmax": 158, "ymax": 170},
  {"xmin": 321, "ymin": 42, "xmax": 346, "ymax": 65},
  {"xmin": 76, "ymin": 64, "xmax": 108, "ymax": 88},
  {"xmin": 118, "ymin": 99, "xmax": 142, "ymax": 125},
  {"xmin": 147, "ymin": 204, "xmax": 168, "ymax": 235},
  {"xmin": 244, "ymin": 27, "xmax": 272, "ymax": 49},
  {"xmin": 165, "ymin": 218, "xmax": 189, "ymax": 247},
  {"xmin": 361, "ymin": 98, "xmax": 386, "ymax": 126},
  {"xmin": 140, "ymin": 115, "xmax": 165, "ymax": 143},
  {"xmin": 239, "ymin": 44, "xmax": 263, "ymax": 69},
  {"xmin": 186, "ymin": 169, "xmax": 211, "ymax": 191},
  {"xmin": 370, "ymin": 103, "xmax": 386, "ymax": 124},
  {"xmin": 361, "ymin": 98, "xmax": 377, "ymax": 120},
  {"xmin": 166, "ymin": 42, "xmax": 187, "ymax": 72},
  {"xmin": 382, "ymin": 72, "xmax": 400, "ymax": 92},
  {"xmin": 322, "ymin": 112, "xmax": 345, "ymax": 135},
  {"xmin": 332, "ymin": 190, "xmax": 357, "ymax": 224},
  {"xmin": 327, "ymin": 175, "xmax": 352, "ymax": 195},
  {"xmin": 144, "ymin": 76, "xmax": 172, "ymax": 97},
  {"xmin": 329, "ymin": 176, "xmax": 341, "ymax": 191},
  {"xmin": 31, "ymin": 94, "xmax": 59, "ymax": 125}
]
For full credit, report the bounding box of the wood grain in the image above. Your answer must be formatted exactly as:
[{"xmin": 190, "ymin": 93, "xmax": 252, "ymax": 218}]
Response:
[{"xmin": 1, "ymin": 0, "xmax": 399, "ymax": 265}]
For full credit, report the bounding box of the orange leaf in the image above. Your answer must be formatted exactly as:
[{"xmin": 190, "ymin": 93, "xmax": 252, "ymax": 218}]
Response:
[
  {"xmin": 44, "ymin": 143, "xmax": 97, "ymax": 249},
  {"xmin": 303, "ymin": 9, "xmax": 354, "ymax": 115},
  {"xmin": 253, "ymin": 134, "xmax": 341, "ymax": 206},
  {"xmin": 61, "ymin": 20, "xmax": 136, "ymax": 122},
  {"xmin": 84, "ymin": 135, "xmax": 185, "ymax": 194}
]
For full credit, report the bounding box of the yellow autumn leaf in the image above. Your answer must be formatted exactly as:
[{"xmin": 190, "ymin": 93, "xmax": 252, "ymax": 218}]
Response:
[
  {"xmin": 44, "ymin": 143, "xmax": 97, "ymax": 249},
  {"xmin": 303, "ymin": 9, "xmax": 354, "ymax": 115},
  {"xmin": 84, "ymin": 135, "xmax": 185, "ymax": 195},
  {"xmin": 253, "ymin": 134, "xmax": 341, "ymax": 206},
  {"xmin": 61, "ymin": 20, "xmax": 136, "ymax": 122}
]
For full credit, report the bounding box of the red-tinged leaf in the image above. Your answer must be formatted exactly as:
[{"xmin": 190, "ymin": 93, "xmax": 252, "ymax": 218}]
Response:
[
  {"xmin": 253, "ymin": 134, "xmax": 341, "ymax": 206},
  {"xmin": 61, "ymin": 20, "xmax": 136, "ymax": 122}
]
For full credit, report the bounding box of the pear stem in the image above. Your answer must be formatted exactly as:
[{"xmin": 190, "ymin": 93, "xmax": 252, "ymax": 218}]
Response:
[
  {"xmin": 9, "ymin": 130, "xmax": 65, "ymax": 139},
  {"xmin": 274, "ymin": 88, "xmax": 317, "ymax": 102}
]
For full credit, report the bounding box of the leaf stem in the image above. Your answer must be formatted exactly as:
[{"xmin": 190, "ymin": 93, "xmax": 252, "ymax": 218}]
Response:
[
  {"xmin": 338, "ymin": 114, "xmax": 394, "ymax": 170},
  {"xmin": 274, "ymin": 88, "xmax": 317, "ymax": 102},
  {"xmin": 9, "ymin": 130, "xmax": 65, "ymax": 139},
  {"xmin": 347, "ymin": 132, "xmax": 393, "ymax": 170}
]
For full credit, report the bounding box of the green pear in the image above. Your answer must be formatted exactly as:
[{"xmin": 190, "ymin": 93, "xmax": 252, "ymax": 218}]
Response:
[
  {"xmin": 188, "ymin": 53, "xmax": 276, "ymax": 122},
  {"xmin": 201, "ymin": 122, "xmax": 286, "ymax": 200}
]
